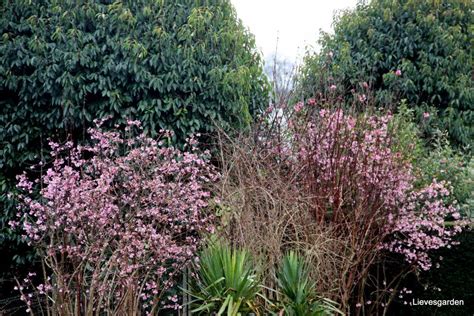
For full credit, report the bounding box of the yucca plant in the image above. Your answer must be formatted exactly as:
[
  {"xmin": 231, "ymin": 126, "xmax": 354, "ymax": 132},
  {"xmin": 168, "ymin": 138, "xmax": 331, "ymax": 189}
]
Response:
[
  {"xmin": 276, "ymin": 251, "xmax": 342, "ymax": 316},
  {"xmin": 187, "ymin": 243, "xmax": 262, "ymax": 315}
]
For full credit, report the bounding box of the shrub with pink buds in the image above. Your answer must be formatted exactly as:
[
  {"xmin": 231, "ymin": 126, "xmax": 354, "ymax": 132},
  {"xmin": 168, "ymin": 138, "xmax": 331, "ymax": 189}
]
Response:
[
  {"xmin": 289, "ymin": 108, "xmax": 463, "ymax": 272},
  {"xmin": 295, "ymin": 109, "xmax": 413, "ymax": 225},
  {"xmin": 12, "ymin": 120, "xmax": 218, "ymax": 314},
  {"xmin": 282, "ymin": 106, "xmax": 464, "ymax": 309},
  {"xmin": 383, "ymin": 180, "xmax": 463, "ymax": 271}
]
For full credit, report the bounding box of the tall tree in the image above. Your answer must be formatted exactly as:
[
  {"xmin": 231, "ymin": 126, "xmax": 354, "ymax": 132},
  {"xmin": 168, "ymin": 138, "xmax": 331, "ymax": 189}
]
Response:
[{"xmin": 298, "ymin": 0, "xmax": 473, "ymax": 148}]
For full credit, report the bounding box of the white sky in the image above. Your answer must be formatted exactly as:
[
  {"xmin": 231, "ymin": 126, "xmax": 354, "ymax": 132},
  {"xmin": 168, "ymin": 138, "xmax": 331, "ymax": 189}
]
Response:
[{"xmin": 231, "ymin": 0, "xmax": 359, "ymax": 62}]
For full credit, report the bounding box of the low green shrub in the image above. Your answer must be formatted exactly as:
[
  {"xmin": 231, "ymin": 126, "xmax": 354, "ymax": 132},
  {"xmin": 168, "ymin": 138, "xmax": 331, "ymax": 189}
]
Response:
[
  {"xmin": 276, "ymin": 251, "xmax": 342, "ymax": 316},
  {"xmin": 187, "ymin": 243, "xmax": 261, "ymax": 315}
]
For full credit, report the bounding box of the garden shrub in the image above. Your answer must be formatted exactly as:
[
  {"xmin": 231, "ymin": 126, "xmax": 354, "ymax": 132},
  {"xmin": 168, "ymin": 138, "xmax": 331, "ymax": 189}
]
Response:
[
  {"xmin": 415, "ymin": 136, "xmax": 473, "ymax": 218},
  {"xmin": 390, "ymin": 103, "xmax": 474, "ymax": 218},
  {"xmin": 217, "ymin": 97, "xmax": 465, "ymax": 313},
  {"xmin": 11, "ymin": 120, "xmax": 218, "ymax": 314},
  {"xmin": 0, "ymin": 0, "xmax": 269, "ymax": 281},
  {"xmin": 297, "ymin": 0, "xmax": 473, "ymax": 148},
  {"xmin": 293, "ymin": 105, "xmax": 463, "ymax": 309}
]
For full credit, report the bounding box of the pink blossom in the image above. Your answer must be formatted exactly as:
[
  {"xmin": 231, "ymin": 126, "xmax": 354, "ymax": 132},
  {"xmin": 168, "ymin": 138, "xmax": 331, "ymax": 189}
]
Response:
[
  {"xmin": 284, "ymin": 108, "xmax": 464, "ymax": 273},
  {"xmin": 307, "ymin": 98, "xmax": 316, "ymax": 106},
  {"xmin": 14, "ymin": 121, "xmax": 218, "ymax": 313},
  {"xmin": 294, "ymin": 101, "xmax": 304, "ymax": 113},
  {"xmin": 382, "ymin": 180, "xmax": 464, "ymax": 270},
  {"xmin": 358, "ymin": 94, "xmax": 367, "ymax": 102},
  {"xmin": 395, "ymin": 69, "xmax": 402, "ymax": 76}
]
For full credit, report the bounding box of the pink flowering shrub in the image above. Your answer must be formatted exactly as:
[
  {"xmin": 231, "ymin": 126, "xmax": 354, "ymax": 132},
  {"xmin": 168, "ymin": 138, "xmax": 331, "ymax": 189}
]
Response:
[
  {"xmin": 383, "ymin": 180, "xmax": 463, "ymax": 271},
  {"xmin": 295, "ymin": 109, "xmax": 413, "ymax": 225},
  {"xmin": 286, "ymin": 108, "xmax": 415, "ymax": 307},
  {"xmin": 12, "ymin": 120, "xmax": 218, "ymax": 314},
  {"xmin": 254, "ymin": 101, "xmax": 465, "ymax": 311},
  {"xmin": 289, "ymin": 105, "xmax": 463, "ymax": 272}
]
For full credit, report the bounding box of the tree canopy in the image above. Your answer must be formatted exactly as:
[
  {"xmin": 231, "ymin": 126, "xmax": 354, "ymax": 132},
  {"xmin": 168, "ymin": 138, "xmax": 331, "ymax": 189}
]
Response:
[{"xmin": 298, "ymin": 0, "xmax": 473, "ymax": 148}]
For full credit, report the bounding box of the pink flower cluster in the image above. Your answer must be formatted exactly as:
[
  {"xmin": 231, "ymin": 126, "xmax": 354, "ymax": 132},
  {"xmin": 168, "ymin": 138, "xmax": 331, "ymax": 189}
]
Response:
[
  {"xmin": 289, "ymin": 108, "xmax": 463, "ymax": 271},
  {"xmin": 13, "ymin": 120, "xmax": 218, "ymax": 313},
  {"xmin": 296, "ymin": 109, "xmax": 412, "ymax": 222},
  {"xmin": 383, "ymin": 180, "xmax": 463, "ymax": 270}
]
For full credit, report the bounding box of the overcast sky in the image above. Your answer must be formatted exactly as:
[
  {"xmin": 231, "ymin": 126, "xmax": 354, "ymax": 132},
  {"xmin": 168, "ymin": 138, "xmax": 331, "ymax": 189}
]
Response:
[{"xmin": 231, "ymin": 0, "xmax": 358, "ymax": 62}]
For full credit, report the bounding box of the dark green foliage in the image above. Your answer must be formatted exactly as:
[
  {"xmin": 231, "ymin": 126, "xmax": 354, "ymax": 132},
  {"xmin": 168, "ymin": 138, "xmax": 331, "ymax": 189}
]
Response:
[
  {"xmin": 298, "ymin": 0, "xmax": 473, "ymax": 148},
  {"xmin": 0, "ymin": 0, "xmax": 268, "ymax": 280}
]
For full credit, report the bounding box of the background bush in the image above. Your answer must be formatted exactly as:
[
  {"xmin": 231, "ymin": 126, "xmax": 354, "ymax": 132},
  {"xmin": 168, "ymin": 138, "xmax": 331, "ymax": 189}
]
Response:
[
  {"xmin": 0, "ymin": 0, "xmax": 268, "ymax": 294},
  {"xmin": 390, "ymin": 103, "xmax": 473, "ymax": 218},
  {"xmin": 298, "ymin": 0, "xmax": 473, "ymax": 148}
]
